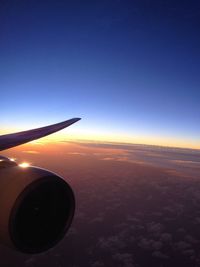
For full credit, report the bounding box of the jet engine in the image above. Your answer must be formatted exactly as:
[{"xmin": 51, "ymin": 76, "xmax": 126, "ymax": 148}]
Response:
[{"xmin": 0, "ymin": 157, "xmax": 75, "ymax": 254}]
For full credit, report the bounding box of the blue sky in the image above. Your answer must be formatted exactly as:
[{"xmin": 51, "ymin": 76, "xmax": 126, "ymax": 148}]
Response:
[{"xmin": 1, "ymin": 0, "xmax": 199, "ymax": 148}]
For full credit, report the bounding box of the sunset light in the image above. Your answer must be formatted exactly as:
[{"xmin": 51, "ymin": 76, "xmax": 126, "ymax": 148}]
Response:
[
  {"xmin": 0, "ymin": 1, "xmax": 200, "ymax": 266},
  {"xmin": 19, "ymin": 162, "xmax": 30, "ymax": 168}
]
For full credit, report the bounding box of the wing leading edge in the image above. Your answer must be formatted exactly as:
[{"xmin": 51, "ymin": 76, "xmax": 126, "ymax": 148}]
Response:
[{"xmin": 0, "ymin": 118, "xmax": 81, "ymax": 151}]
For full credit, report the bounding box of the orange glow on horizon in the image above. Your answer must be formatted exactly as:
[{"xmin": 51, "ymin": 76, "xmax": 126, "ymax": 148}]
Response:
[
  {"xmin": 0, "ymin": 127, "xmax": 199, "ymax": 150},
  {"xmin": 22, "ymin": 132, "xmax": 199, "ymax": 150}
]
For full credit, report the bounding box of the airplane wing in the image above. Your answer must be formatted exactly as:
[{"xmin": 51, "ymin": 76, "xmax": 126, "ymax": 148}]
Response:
[{"xmin": 0, "ymin": 118, "xmax": 81, "ymax": 151}]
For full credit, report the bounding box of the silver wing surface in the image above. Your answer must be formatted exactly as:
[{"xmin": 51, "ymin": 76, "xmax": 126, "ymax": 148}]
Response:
[{"xmin": 0, "ymin": 118, "xmax": 81, "ymax": 151}]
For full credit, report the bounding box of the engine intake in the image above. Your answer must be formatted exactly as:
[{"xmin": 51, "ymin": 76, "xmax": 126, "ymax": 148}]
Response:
[{"xmin": 0, "ymin": 162, "xmax": 75, "ymax": 253}]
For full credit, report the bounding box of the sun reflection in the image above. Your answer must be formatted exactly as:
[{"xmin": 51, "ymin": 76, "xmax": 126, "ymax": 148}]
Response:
[{"xmin": 19, "ymin": 162, "xmax": 30, "ymax": 168}]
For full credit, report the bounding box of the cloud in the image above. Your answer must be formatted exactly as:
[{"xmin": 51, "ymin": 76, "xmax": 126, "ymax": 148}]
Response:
[
  {"xmin": 90, "ymin": 216, "xmax": 104, "ymax": 224},
  {"xmin": 101, "ymin": 157, "xmax": 116, "ymax": 161},
  {"xmin": 138, "ymin": 238, "xmax": 153, "ymax": 251},
  {"xmin": 147, "ymin": 222, "xmax": 164, "ymax": 236},
  {"xmin": 67, "ymin": 152, "xmax": 87, "ymax": 156},
  {"xmin": 98, "ymin": 235, "xmax": 126, "ymax": 252},
  {"xmin": 152, "ymin": 251, "xmax": 169, "ymax": 260},
  {"xmin": 25, "ymin": 257, "xmax": 36, "ymax": 266},
  {"xmin": 91, "ymin": 261, "xmax": 105, "ymax": 267},
  {"xmin": 160, "ymin": 233, "xmax": 172, "ymax": 243},
  {"xmin": 174, "ymin": 241, "xmax": 191, "ymax": 251},
  {"xmin": 112, "ymin": 253, "xmax": 135, "ymax": 267},
  {"xmin": 22, "ymin": 150, "xmax": 40, "ymax": 154},
  {"xmin": 79, "ymin": 141, "xmax": 200, "ymax": 177}
]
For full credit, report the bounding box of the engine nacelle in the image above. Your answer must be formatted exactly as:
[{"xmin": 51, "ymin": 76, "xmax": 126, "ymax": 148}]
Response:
[{"xmin": 0, "ymin": 157, "xmax": 75, "ymax": 253}]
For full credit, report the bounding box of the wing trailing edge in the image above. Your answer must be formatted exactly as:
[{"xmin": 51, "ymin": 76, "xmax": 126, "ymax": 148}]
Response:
[{"xmin": 0, "ymin": 118, "xmax": 81, "ymax": 151}]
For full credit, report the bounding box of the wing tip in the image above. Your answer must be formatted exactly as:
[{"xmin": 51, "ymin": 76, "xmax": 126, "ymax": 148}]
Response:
[
  {"xmin": 70, "ymin": 117, "xmax": 81, "ymax": 124},
  {"xmin": 73, "ymin": 117, "xmax": 81, "ymax": 121}
]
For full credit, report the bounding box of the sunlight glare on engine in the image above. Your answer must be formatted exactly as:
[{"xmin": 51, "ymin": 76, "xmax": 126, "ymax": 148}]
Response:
[{"xmin": 19, "ymin": 162, "xmax": 30, "ymax": 168}]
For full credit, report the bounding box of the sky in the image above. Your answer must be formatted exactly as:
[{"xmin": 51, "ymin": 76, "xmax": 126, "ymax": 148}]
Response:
[{"xmin": 1, "ymin": 0, "xmax": 200, "ymax": 149}]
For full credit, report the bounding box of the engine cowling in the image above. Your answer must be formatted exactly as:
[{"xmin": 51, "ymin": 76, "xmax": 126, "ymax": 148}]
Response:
[{"xmin": 0, "ymin": 157, "xmax": 75, "ymax": 254}]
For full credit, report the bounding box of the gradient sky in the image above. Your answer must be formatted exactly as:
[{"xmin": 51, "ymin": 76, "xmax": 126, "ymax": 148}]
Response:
[{"xmin": 1, "ymin": 0, "xmax": 199, "ymax": 148}]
